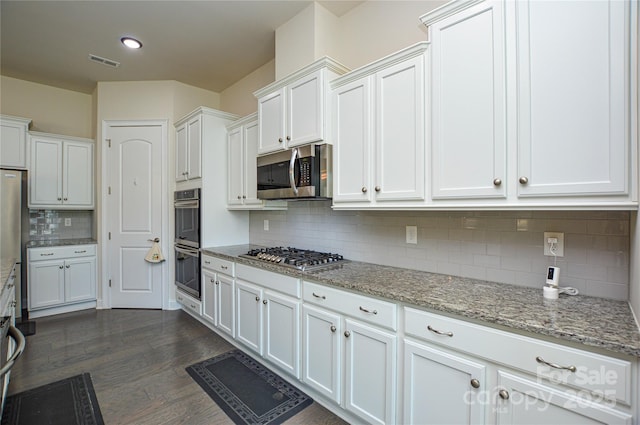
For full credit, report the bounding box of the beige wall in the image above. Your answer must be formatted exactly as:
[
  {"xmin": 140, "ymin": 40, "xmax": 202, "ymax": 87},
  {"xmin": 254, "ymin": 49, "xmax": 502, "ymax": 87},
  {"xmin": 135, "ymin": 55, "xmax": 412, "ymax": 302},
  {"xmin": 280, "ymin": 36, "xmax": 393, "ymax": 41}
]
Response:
[
  {"xmin": 219, "ymin": 60, "xmax": 276, "ymax": 117},
  {"xmin": 275, "ymin": 3, "xmax": 316, "ymax": 79},
  {"xmin": 0, "ymin": 75, "xmax": 93, "ymax": 138},
  {"xmin": 172, "ymin": 81, "xmax": 220, "ymax": 121}
]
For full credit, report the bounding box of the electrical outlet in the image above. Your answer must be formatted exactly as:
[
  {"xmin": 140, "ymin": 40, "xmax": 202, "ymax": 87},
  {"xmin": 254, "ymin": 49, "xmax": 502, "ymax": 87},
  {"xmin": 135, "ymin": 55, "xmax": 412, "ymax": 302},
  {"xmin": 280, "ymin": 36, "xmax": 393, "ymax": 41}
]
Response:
[
  {"xmin": 406, "ymin": 225, "xmax": 418, "ymax": 244},
  {"xmin": 263, "ymin": 220, "xmax": 269, "ymax": 231},
  {"xmin": 64, "ymin": 218, "xmax": 71, "ymax": 226},
  {"xmin": 543, "ymin": 232, "xmax": 564, "ymax": 257}
]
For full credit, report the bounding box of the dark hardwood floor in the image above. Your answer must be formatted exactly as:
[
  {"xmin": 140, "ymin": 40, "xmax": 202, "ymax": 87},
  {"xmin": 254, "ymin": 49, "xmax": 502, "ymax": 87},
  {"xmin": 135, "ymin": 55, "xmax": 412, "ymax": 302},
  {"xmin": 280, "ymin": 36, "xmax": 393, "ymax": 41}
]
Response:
[{"xmin": 8, "ymin": 309, "xmax": 348, "ymax": 425}]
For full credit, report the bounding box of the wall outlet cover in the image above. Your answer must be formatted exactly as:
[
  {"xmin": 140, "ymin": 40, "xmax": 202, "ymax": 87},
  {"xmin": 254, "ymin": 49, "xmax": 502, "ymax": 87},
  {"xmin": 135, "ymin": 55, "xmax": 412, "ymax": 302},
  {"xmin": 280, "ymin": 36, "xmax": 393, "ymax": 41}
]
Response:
[
  {"xmin": 406, "ymin": 225, "xmax": 418, "ymax": 244},
  {"xmin": 543, "ymin": 232, "xmax": 564, "ymax": 257},
  {"xmin": 64, "ymin": 218, "xmax": 72, "ymax": 226}
]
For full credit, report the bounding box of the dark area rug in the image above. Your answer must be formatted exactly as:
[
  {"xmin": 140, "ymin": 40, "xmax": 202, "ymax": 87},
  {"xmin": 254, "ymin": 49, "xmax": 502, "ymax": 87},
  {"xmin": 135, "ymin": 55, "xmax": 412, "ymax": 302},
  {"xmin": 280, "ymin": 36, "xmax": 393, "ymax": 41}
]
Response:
[
  {"xmin": 1, "ymin": 373, "xmax": 104, "ymax": 425},
  {"xmin": 186, "ymin": 349, "xmax": 312, "ymax": 425}
]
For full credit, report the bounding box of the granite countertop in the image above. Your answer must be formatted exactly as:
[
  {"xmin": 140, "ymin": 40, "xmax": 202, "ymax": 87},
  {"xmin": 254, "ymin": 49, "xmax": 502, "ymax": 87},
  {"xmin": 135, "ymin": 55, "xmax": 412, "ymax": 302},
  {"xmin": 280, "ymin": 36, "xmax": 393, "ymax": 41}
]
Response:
[
  {"xmin": 1, "ymin": 258, "xmax": 17, "ymax": 292},
  {"xmin": 202, "ymin": 244, "xmax": 640, "ymax": 358},
  {"xmin": 26, "ymin": 238, "xmax": 97, "ymax": 248}
]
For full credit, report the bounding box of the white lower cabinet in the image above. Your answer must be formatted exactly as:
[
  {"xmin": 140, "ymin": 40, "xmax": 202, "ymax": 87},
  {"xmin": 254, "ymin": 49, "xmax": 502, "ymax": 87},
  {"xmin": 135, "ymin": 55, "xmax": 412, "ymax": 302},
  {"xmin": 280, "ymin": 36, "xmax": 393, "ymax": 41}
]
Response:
[
  {"xmin": 403, "ymin": 340, "xmax": 486, "ymax": 425},
  {"xmin": 27, "ymin": 244, "xmax": 97, "ymax": 317},
  {"xmin": 201, "ymin": 255, "xmax": 235, "ymax": 337},
  {"xmin": 303, "ymin": 280, "xmax": 398, "ymax": 425},
  {"xmin": 235, "ymin": 264, "xmax": 302, "ymax": 378}
]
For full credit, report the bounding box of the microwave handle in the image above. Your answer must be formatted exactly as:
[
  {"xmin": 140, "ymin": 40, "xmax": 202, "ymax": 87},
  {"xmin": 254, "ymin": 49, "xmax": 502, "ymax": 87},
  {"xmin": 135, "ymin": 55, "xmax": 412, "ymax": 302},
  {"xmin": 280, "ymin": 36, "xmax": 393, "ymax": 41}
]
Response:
[{"xmin": 289, "ymin": 148, "xmax": 299, "ymax": 196}]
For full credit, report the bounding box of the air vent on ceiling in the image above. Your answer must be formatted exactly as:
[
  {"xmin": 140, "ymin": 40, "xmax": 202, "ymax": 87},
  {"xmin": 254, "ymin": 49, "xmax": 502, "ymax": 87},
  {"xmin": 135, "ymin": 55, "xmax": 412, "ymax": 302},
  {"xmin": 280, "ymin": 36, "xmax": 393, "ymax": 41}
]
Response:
[{"xmin": 88, "ymin": 54, "xmax": 120, "ymax": 68}]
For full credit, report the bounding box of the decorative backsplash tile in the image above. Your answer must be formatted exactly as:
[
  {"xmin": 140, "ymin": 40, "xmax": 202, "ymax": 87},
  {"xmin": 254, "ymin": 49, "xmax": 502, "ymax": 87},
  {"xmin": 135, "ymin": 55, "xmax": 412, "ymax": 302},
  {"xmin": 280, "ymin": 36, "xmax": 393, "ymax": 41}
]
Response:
[
  {"xmin": 249, "ymin": 201, "xmax": 630, "ymax": 301},
  {"xmin": 29, "ymin": 210, "xmax": 93, "ymax": 240}
]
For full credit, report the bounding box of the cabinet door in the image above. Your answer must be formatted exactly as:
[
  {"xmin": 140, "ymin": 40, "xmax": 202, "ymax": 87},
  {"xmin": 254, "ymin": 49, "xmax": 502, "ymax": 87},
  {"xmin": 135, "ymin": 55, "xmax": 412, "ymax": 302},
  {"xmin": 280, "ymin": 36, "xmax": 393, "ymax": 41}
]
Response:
[
  {"xmin": 302, "ymin": 304, "xmax": 341, "ymax": 403},
  {"xmin": 332, "ymin": 77, "xmax": 373, "ymax": 203},
  {"xmin": 28, "ymin": 260, "xmax": 65, "ymax": 310},
  {"xmin": 496, "ymin": 371, "xmax": 632, "ymax": 425},
  {"xmin": 64, "ymin": 257, "xmax": 96, "ymax": 303},
  {"xmin": 235, "ymin": 280, "xmax": 262, "ymax": 354},
  {"xmin": 287, "ymin": 70, "xmax": 324, "ymax": 147},
  {"xmin": 227, "ymin": 126, "xmax": 244, "ymax": 205},
  {"xmin": 263, "ymin": 291, "xmax": 300, "ymax": 378},
  {"xmin": 202, "ymin": 269, "xmax": 216, "ymax": 324},
  {"xmin": 375, "ymin": 54, "xmax": 426, "ymax": 202},
  {"xmin": 242, "ymin": 120, "xmax": 262, "ymax": 205},
  {"xmin": 175, "ymin": 123, "xmax": 188, "ymax": 182},
  {"xmin": 430, "ymin": 0, "xmax": 506, "ymax": 199},
  {"xmin": 344, "ymin": 318, "xmax": 397, "ymax": 425},
  {"xmin": 216, "ymin": 274, "xmax": 234, "ymax": 337},
  {"xmin": 63, "ymin": 141, "xmax": 93, "ymax": 207},
  {"xmin": 403, "ymin": 340, "xmax": 486, "ymax": 425},
  {"xmin": 515, "ymin": 0, "xmax": 628, "ymax": 197},
  {"xmin": 30, "ymin": 137, "xmax": 63, "ymax": 206},
  {"xmin": 187, "ymin": 117, "xmax": 202, "ymax": 180},
  {"xmin": 258, "ymin": 89, "xmax": 286, "ymax": 154},
  {"xmin": 0, "ymin": 121, "xmax": 27, "ymax": 169}
]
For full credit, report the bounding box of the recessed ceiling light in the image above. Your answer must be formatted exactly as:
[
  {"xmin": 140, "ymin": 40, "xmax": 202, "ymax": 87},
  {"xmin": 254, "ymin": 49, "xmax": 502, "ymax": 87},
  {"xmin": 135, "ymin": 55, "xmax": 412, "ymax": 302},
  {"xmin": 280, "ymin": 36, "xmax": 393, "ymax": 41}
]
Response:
[{"xmin": 121, "ymin": 37, "xmax": 142, "ymax": 49}]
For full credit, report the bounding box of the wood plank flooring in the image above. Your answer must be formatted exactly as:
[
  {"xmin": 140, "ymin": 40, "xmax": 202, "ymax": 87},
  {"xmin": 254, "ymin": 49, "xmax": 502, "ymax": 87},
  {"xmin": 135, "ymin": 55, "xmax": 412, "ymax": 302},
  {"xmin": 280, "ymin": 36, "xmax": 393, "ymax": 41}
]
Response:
[{"xmin": 8, "ymin": 309, "xmax": 348, "ymax": 425}]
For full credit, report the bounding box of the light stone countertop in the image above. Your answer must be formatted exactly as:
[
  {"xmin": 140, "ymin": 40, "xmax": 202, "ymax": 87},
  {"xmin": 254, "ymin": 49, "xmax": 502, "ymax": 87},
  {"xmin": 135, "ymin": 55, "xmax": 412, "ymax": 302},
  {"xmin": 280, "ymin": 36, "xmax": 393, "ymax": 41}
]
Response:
[
  {"xmin": 202, "ymin": 244, "xmax": 640, "ymax": 358},
  {"xmin": 0, "ymin": 258, "xmax": 17, "ymax": 294},
  {"xmin": 26, "ymin": 238, "xmax": 97, "ymax": 248}
]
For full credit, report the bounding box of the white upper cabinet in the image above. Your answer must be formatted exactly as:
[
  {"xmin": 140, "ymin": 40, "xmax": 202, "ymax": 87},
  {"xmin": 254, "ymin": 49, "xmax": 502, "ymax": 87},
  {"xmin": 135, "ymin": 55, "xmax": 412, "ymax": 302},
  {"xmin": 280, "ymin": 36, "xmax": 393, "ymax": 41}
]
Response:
[
  {"xmin": 421, "ymin": 0, "xmax": 637, "ymax": 208},
  {"xmin": 427, "ymin": 0, "xmax": 506, "ymax": 200},
  {"xmin": 514, "ymin": 0, "xmax": 628, "ymax": 198},
  {"xmin": 175, "ymin": 115, "xmax": 202, "ymax": 182},
  {"xmin": 0, "ymin": 115, "xmax": 31, "ymax": 169},
  {"xmin": 254, "ymin": 57, "xmax": 349, "ymax": 155},
  {"xmin": 331, "ymin": 43, "xmax": 429, "ymax": 208},
  {"xmin": 226, "ymin": 113, "xmax": 286, "ymax": 210},
  {"xmin": 29, "ymin": 132, "xmax": 94, "ymax": 209}
]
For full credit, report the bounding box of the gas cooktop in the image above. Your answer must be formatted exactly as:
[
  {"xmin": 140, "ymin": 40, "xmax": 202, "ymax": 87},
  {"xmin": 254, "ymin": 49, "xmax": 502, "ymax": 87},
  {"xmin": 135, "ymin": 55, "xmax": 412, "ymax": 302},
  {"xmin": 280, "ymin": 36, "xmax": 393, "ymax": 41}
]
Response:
[{"xmin": 240, "ymin": 247, "xmax": 345, "ymax": 271}]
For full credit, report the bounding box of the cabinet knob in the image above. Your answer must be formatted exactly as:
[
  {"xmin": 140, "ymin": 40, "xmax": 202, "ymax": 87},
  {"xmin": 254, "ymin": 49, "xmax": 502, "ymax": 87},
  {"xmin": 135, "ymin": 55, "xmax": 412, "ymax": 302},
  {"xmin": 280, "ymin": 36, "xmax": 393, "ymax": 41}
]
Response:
[
  {"xmin": 66, "ymin": 264, "xmax": 70, "ymax": 268},
  {"xmin": 330, "ymin": 325, "xmax": 336, "ymax": 333},
  {"xmin": 493, "ymin": 178, "xmax": 502, "ymax": 186},
  {"xmin": 255, "ymin": 296, "xmax": 260, "ymax": 302},
  {"xmin": 470, "ymin": 379, "xmax": 480, "ymax": 389},
  {"xmin": 519, "ymin": 176, "xmax": 529, "ymax": 185},
  {"xmin": 210, "ymin": 278, "xmax": 215, "ymax": 283},
  {"xmin": 286, "ymin": 136, "xmax": 291, "ymax": 141},
  {"xmin": 215, "ymin": 280, "xmax": 219, "ymax": 285},
  {"xmin": 57, "ymin": 197, "xmax": 62, "ymax": 201},
  {"xmin": 344, "ymin": 330, "xmax": 351, "ymax": 338},
  {"xmin": 375, "ymin": 186, "xmax": 381, "ymax": 192},
  {"xmin": 59, "ymin": 265, "xmax": 64, "ymax": 269},
  {"xmin": 242, "ymin": 195, "xmax": 246, "ymax": 199},
  {"xmin": 237, "ymin": 195, "xmax": 241, "ymax": 199},
  {"xmin": 263, "ymin": 299, "xmax": 267, "ymax": 305},
  {"xmin": 63, "ymin": 197, "xmax": 68, "ymax": 201},
  {"xmin": 361, "ymin": 187, "xmax": 367, "ymax": 193},
  {"xmin": 499, "ymin": 389, "xmax": 510, "ymax": 400},
  {"xmin": 278, "ymin": 138, "xmax": 283, "ymax": 143}
]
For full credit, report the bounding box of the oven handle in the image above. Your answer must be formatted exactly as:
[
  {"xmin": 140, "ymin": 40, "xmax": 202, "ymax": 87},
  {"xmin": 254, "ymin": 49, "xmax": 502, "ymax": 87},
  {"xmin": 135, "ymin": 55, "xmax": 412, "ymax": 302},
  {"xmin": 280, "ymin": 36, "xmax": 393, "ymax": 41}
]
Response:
[
  {"xmin": 0, "ymin": 326, "xmax": 26, "ymax": 378},
  {"xmin": 289, "ymin": 148, "xmax": 299, "ymax": 196},
  {"xmin": 175, "ymin": 245, "xmax": 199, "ymax": 257},
  {"xmin": 175, "ymin": 200, "xmax": 199, "ymax": 208}
]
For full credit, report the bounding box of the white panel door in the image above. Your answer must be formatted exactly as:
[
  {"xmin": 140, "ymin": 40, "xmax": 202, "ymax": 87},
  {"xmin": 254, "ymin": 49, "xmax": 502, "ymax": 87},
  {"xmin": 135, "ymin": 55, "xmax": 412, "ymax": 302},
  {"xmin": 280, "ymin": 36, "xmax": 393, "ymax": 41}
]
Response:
[
  {"xmin": 30, "ymin": 137, "xmax": 62, "ymax": 206},
  {"xmin": 242, "ymin": 119, "xmax": 262, "ymax": 205},
  {"xmin": 288, "ymin": 70, "xmax": 323, "ymax": 147},
  {"xmin": 263, "ymin": 291, "xmax": 300, "ymax": 378},
  {"xmin": 258, "ymin": 89, "xmax": 285, "ymax": 154},
  {"xmin": 302, "ymin": 304, "xmax": 341, "ymax": 403},
  {"xmin": 332, "ymin": 77, "xmax": 373, "ymax": 203},
  {"xmin": 375, "ymin": 55, "xmax": 426, "ymax": 202},
  {"xmin": 235, "ymin": 280, "xmax": 263, "ymax": 354},
  {"xmin": 227, "ymin": 126, "xmax": 244, "ymax": 205},
  {"xmin": 106, "ymin": 123, "xmax": 164, "ymax": 309},
  {"xmin": 515, "ymin": 0, "xmax": 628, "ymax": 197},
  {"xmin": 64, "ymin": 256, "xmax": 96, "ymax": 303},
  {"xmin": 430, "ymin": 0, "xmax": 506, "ymax": 199},
  {"xmin": 28, "ymin": 260, "xmax": 65, "ymax": 310},
  {"xmin": 63, "ymin": 141, "xmax": 93, "ymax": 207},
  {"xmin": 344, "ymin": 318, "xmax": 397, "ymax": 425},
  {"xmin": 186, "ymin": 117, "xmax": 202, "ymax": 180},
  {"xmin": 216, "ymin": 274, "xmax": 235, "ymax": 337},
  {"xmin": 201, "ymin": 269, "xmax": 216, "ymax": 324},
  {"xmin": 0, "ymin": 122, "xmax": 27, "ymax": 169},
  {"xmin": 403, "ymin": 340, "xmax": 486, "ymax": 425},
  {"xmin": 175, "ymin": 123, "xmax": 188, "ymax": 182}
]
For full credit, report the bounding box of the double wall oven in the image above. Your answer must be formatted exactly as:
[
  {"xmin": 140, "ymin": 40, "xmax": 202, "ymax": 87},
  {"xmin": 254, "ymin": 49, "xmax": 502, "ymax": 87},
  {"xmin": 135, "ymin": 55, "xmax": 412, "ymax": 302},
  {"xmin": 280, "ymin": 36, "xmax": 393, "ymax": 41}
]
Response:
[{"xmin": 174, "ymin": 189, "xmax": 200, "ymax": 299}]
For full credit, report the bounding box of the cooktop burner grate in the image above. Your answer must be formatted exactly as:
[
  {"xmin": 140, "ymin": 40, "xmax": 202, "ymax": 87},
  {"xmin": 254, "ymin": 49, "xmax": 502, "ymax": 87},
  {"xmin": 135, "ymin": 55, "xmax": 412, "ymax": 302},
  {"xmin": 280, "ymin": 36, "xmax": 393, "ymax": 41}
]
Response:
[{"xmin": 240, "ymin": 247, "xmax": 345, "ymax": 271}]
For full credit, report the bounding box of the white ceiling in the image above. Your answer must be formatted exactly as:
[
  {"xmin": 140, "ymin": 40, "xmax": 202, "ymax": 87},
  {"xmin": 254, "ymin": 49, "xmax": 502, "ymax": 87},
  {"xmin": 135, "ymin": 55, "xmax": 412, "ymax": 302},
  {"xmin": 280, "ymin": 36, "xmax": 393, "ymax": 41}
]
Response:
[{"xmin": 0, "ymin": 1, "xmax": 362, "ymax": 94}]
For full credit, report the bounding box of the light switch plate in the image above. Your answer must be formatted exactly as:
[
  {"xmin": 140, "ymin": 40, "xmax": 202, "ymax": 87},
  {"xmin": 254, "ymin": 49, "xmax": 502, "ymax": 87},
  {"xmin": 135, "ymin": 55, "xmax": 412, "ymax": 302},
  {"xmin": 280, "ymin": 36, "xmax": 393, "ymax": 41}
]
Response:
[
  {"xmin": 65, "ymin": 218, "xmax": 72, "ymax": 226},
  {"xmin": 406, "ymin": 226, "xmax": 418, "ymax": 244}
]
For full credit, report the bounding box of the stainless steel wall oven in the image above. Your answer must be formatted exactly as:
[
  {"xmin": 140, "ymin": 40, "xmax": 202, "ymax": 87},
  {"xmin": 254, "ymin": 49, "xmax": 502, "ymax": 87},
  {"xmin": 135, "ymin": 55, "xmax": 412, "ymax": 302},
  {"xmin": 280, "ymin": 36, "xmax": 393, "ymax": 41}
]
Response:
[{"xmin": 174, "ymin": 189, "xmax": 201, "ymax": 299}]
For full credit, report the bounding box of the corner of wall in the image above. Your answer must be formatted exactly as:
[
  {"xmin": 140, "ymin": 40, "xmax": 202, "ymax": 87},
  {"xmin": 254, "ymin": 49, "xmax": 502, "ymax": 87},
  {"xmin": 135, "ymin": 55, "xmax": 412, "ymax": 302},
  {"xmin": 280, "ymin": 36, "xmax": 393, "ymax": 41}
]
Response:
[{"xmin": 629, "ymin": 211, "xmax": 640, "ymax": 328}]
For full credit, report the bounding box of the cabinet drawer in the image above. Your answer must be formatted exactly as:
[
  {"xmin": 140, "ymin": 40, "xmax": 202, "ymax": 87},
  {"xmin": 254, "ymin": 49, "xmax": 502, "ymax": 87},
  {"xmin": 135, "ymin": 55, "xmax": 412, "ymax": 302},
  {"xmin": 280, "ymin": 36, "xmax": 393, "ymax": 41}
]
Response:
[
  {"xmin": 176, "ymin": 290, "xmax": 202, "ymax": 316},
  {"xmin": 303, "ymin": 281, "xmax": 397, "ymax": 331},
  {"xmin": 404, "ymin": 307, "xmax": 632, "ymax": 404},
  {"xmin": 28, "ymin": 244, "xmax": 96, "ymax": 261},
  {"xmin": 201, "ymin": 254, "xmax": 234, "ymax": 276},
  {"xmin": 236, "ymin": 264, "xmax": 300, "ymax": 298}
]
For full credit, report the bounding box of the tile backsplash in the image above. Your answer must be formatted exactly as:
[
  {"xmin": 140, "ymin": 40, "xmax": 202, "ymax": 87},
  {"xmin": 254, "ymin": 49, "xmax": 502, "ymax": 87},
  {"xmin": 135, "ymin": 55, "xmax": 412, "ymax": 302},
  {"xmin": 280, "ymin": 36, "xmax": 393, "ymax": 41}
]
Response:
[
  {"xmin": 29, "ymin": 210, "xmax": 93, "ymax": 240},
  {"xmin": 250, "ymin": 201, "xmax": 630, "ymax": 301}
]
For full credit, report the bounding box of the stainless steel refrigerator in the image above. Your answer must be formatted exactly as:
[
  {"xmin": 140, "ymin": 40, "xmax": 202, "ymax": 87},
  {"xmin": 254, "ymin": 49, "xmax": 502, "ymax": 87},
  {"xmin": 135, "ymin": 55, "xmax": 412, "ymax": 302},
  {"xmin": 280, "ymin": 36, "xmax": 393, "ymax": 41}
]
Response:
[{"xmin": 0, "ymin": 169, "xmax": 25, "ymax": 318}]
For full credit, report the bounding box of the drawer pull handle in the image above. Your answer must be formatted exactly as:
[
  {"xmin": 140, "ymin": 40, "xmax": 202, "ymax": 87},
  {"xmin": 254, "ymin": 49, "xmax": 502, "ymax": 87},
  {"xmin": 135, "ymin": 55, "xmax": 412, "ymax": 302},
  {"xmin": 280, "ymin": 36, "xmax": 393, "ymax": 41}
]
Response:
[
  {"xmin": 41, "ymin": 253, "xmax": 55, "ymax": 256},
  {"xmin": 312, "ymin": 292, "xmax": 326, "ymax": 300},
  {"xmin": 470, "ymin": 379, "xmax": 480, "ymax": 389},
  {"xmin": 499, "ymin": 389, "xmax": 509, "ymax": 400},
  {"xmin": 359, "ymin": 306, "xmax": 377, "ymax": 315},
  {"xmin": 204, "ymin": 261, "xmax": 211, "ymax": 265},
  {"xmin": 427, "ymin": 325, "xmax": 453, "ymax": 337},
  {"xmin": 535, "ymin": 356, "xmax": 577, "ymax": 373},
  {"xmin": 190, "ymin": 304, "xmax": 196, "ymax": 309},
  {"xmin": 74, "ymin": 250, "xmax": 86, "ymax": 254},
  {"xmin": 221, "ymin": 265, "xmax": 228, "ymax": 270}
]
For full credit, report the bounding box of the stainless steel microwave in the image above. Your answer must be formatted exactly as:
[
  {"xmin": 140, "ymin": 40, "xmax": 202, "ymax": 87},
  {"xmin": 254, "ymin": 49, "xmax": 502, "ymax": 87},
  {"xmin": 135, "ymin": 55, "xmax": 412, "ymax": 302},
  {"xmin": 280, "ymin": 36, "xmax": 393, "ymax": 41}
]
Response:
[{"xmin": 257, "ymin": 144, "xmax": 332, "ymax": 200}]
